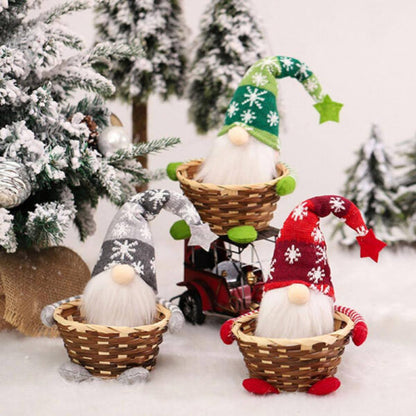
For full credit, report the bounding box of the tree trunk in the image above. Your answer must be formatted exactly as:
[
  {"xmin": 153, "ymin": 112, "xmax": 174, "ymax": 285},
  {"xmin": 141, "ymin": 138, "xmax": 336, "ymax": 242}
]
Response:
[{"xmin": 132, "ymin": 99, "xmax": 148, "ymax": 192}]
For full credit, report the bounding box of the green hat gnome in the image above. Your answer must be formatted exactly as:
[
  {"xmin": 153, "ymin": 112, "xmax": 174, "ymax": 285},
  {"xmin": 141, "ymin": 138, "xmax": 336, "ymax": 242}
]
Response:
[{"xmin": 196, "ymin": 55, "xmax": 343, "ymax": 188}]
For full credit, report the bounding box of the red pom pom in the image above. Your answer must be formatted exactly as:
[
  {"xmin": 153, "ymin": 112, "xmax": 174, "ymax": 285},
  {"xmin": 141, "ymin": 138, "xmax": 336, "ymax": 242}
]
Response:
[
  {"xmin": 242, "ymin": 378, "xmax": 279, "ymax": 395},
  {"xmin": 352, "ymin": 321, "xmax": 368, "ymax": 346},
  {"xmin": 220, "ymin": 319, "xmax": 235, "ymax": 345}
]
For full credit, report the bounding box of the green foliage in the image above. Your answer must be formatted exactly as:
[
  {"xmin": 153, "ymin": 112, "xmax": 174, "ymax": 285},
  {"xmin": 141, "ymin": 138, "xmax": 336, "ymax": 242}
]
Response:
[
  {"xmin": 95, "ymin": 0, "xmax": 188, "ymax": 103},
  {"xmin": 0, "ymin": 1, "xmax": 179, "ymax": 252},
  {"xmin": 395, "ymin": 134, "xmax": 416, "ymax": 240},
  {"xmin": 187, "ymin": 0, "xmax": 267, "ymax": 133},
  {"xmin": 334, "ymin": 125, "xmax": 405, "ymax": 244}
]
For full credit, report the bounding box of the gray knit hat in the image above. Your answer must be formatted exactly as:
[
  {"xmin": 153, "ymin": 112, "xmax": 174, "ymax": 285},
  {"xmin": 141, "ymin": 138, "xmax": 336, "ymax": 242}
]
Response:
[{"xmin": 91, "ymin": 189, "xmax": 217, "ymax": 292}]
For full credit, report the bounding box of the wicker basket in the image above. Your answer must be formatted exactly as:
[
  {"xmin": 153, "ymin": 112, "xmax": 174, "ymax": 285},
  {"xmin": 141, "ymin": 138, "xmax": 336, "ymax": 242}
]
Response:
[
  {"xmin": 54, "ymin": 300, "xmax": 171, "ymax": 378},
  {"xmin": 176, "ymin": 160, "xmax": 289, "ymax": 235},
  {"xmin": 232, "ymin": 311, "xmax": 354, "ymax": 392}
]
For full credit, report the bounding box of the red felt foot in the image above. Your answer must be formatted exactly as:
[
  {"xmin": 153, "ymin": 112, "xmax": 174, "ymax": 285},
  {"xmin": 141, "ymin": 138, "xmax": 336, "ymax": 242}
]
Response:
[
  {"xmin": 242, "ymin": 378, "xmax": 279, "ymax": 395},
  {"xmin": 308, "ymin": 377, "xmax": 341, "ymax": 396}
]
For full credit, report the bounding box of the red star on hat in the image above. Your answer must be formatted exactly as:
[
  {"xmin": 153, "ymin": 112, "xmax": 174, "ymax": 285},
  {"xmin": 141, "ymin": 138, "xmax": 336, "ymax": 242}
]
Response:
[{"xmin": 357, "ymin": 229, "xmax": 387, "ymax": 262}]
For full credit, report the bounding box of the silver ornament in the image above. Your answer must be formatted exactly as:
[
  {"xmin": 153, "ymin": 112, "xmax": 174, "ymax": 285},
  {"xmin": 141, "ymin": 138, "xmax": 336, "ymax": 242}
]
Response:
[
  {"xmin": 0, "ymin": 160, "xmax": 32, "ymax": 208},
  {"xmin": 98, "ymin": 126, "xmax": 132, "ymax": 156}
]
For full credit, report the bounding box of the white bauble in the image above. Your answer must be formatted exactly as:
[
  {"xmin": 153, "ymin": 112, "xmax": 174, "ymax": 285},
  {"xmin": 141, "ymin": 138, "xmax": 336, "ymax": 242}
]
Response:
[
  {"xmin": 196, "ymin": 134, "xmax": 278, "ymax": 185},
  {"xmin": 81, "ymin": 265, "xmax": 156, "ymax": 327},
  {"xmin": 98, "ymin": 126, "xmax": 132, "ymax": 156},
  {"xmin": 255, "ymin": 286, "xmax": 334, "ymax": 339}
]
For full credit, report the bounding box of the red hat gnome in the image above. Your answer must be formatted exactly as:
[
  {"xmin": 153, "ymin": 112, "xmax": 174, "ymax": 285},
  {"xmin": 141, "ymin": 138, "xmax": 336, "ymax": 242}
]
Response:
[
  {"xmin": 220, "ymin": 195, "xmax": 386, "ymax": 396},
  {"xmin": 256, "ymin": 195, "xmax": 386, "ymax": 339}
]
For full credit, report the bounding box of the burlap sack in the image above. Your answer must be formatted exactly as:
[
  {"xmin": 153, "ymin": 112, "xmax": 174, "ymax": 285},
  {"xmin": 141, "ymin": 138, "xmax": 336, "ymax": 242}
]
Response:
[
  {"xmin": 0, "ymin": 295, "xmax": 14, "ymax": 331},
  {"xmin": 0, "ymin": 246, "xmax": 90, "ymax": 337}
]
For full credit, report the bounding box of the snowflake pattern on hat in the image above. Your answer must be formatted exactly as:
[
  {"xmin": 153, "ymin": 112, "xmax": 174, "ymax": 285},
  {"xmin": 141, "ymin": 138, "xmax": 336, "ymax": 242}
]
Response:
[
  {"xmin": 218, "ymin": 55, "xmax": 339, "ymax": 150},
  {"xmin": 265, "ymin": 195, "xmax": 387, "ymax": 300},
  {"xmin": 91, "ymin": 189, "xmax": 218, "ymax": 293}
]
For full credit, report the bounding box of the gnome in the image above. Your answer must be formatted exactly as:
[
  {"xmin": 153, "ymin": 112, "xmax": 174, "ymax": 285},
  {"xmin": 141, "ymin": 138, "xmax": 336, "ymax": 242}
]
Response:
[
  {"xmin": 196, "ymin": 56, "xmax": 343, "ymax": 187},
  {"xmin": 256, "ymin": 195, "xmax": 386, "ymax": 339},
  {"xmin": 220, "ymin": 195, "xmax": 386, "ymax": 395},
  {"xmin": 82, "ymin": 189, "xmax": 217, "ymax": 328},
  {"xmin": 41, "ymin": 189, "xmax": 217, "ymax": 384}
]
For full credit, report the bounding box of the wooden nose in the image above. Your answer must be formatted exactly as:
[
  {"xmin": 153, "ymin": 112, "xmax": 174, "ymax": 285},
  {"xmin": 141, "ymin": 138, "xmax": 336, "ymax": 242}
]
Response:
[
  {"xmin": 287, "ymin": 284, "xmax": 310, "ymax": 305},
  {"xmin": 111, "ymin": 264, "xmax": 135, "ymax": 285}
]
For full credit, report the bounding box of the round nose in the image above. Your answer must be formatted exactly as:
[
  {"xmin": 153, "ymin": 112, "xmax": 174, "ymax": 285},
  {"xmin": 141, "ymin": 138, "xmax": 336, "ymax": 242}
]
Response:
[
  {"xmin": 228, "ymin": 126, "xmax": 249, "ymax": 146},
  {"xmin": 287, "ymin": 284, "xmax": 310, "ymax": 305},
  {"xmin": 111, "ymin": 264, "xmax": 135, "ymax": 285}
]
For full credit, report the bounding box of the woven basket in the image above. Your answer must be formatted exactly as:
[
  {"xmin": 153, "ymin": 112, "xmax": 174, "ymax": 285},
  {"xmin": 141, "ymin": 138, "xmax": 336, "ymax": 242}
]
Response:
[
  {"xmin": 54, "ymin": 300, "xmax": 171, "ymax": 378},
  {"xmin": 176, "ymin": 160, "xmax": 289, "ymax": 235},
  {"xmin": 232, "ymin": 311, "xmax": 354, "ymax": 392}
]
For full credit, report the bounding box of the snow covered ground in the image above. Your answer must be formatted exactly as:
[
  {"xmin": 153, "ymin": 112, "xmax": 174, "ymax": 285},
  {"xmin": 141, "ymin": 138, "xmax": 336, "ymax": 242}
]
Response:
[{"xmin": 2, "ymin": 0, "xmax": 416, "ymax": 414}]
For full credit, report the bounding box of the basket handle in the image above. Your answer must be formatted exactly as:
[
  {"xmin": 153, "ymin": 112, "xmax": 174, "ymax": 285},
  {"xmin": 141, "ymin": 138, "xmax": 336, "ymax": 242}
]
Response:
[
  {"xmin": 335, "ymin": 305, "xmax": 368, "ymax": 346},
  {"xmin": 40, "ymin": 295, "xmax": 82, "ymax": 327}
]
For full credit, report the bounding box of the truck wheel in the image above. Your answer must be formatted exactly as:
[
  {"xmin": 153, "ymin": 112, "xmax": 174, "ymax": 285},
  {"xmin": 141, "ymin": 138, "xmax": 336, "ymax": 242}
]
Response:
[{"xmin": 179, "ymin": 290, "xmax": 205, "ymax": 325}]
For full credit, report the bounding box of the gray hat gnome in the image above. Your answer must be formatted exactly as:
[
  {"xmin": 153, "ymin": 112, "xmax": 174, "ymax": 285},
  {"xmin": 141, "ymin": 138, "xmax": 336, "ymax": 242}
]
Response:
[{"xmin": 41, "ymin": 189, "xmax": 217, "ymax": 384}]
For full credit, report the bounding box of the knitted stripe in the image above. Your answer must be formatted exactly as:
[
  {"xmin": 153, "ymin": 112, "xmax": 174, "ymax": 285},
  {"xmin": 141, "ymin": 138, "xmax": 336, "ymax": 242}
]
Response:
[{"xmin": 335, "ymin": 305, "xmax": 365, "ymax": 325}]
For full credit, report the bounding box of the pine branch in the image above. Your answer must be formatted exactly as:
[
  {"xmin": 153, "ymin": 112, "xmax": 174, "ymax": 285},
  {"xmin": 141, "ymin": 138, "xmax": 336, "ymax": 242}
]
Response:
[
  {"xmin": 25, "ymin": 201, "xmax": 76, "ymax": 248},
  {"xmin": 50, "ymin": 67, "xmax": 115, "ymax": 97},
  {"xmin": 88, "ymin": 41, "xmax": 141, "ymax": 68},
  {"xmin": 30, "ymin": 0, "xmax": 89, "ymax": 26},
  {"xmin": 108, "ymin": 137, "xmax": 181, "ymax": 164},
  {"xmin": 46, "ymin": 26, "xmax": 84, "ymax": 51},
  {"xmin": 64, "ymin": 95, "xmax": 110, "ymax": 129}
]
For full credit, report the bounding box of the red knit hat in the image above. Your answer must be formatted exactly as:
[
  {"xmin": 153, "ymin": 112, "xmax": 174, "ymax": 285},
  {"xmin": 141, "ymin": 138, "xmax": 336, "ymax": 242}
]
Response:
[{"xmin": 265, "ymin": 195, "xmax": 386, "ymax": 300}]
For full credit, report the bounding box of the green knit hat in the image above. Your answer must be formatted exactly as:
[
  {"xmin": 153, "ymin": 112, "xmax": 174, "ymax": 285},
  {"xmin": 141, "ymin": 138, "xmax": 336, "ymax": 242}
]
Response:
[{"xmin": 218, "ymin": 56, "xmax": 343, "ymax": 150}]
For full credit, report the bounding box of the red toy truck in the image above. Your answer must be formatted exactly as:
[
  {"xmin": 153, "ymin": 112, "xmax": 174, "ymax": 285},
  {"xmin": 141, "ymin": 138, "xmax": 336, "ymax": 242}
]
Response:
[{"xmin": 172, "ymin": 227, "xmax": 279, "ymax": 324}]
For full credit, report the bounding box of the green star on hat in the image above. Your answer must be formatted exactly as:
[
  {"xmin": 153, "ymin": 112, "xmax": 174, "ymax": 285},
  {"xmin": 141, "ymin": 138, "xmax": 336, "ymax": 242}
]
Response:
[
  {"xmin": 218, "ymin": 56, "xmax": 343, "ymax": 150},
  {"xmin": 314, "ymin": 95, "xmax": 343, "ymax": 123}
]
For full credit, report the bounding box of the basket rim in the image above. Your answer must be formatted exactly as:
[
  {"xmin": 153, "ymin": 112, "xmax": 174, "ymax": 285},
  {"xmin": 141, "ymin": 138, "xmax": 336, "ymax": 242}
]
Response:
[
  {"xmin": 53, "ymin": 299, "xmax": 171, "ymax": 335},
  {"xmin": 231, "ymin": 311, "xmax": 354, "ymax": 348},
  {"xmin": 176, "ymin": 159, "xmax": 289, "ymax": 190}
]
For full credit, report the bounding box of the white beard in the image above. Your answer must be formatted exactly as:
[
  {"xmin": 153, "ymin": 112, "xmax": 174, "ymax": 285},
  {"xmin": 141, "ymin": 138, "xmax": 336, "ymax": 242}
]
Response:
[
  {"xmin": 255, "ymin": 287, "xmax": 334, "ymax": 339},
  {"xmin": 81, "ymin": 269, "xmax": 156, "ymax": 327},
  {"xmin": 195, "ymin": 135, "xmax": 278, "ymax": 185}
]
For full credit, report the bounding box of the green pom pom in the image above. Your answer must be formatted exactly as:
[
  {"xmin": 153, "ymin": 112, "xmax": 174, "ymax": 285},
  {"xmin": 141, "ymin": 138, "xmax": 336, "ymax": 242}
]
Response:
[
  {"xmin": 170, "ymin": 220, "xmax": 191, "ymax": 240},
  {"xmin": 227, "ymin": 226, "xmax": 258, "ymax": 244},
  {"xmin": 276, "ymin": 176, "xmax": 296, "ymax": 196},
  {"xmin": 166, "ymin": 162, "xmax": 183, "ymax": 181}
]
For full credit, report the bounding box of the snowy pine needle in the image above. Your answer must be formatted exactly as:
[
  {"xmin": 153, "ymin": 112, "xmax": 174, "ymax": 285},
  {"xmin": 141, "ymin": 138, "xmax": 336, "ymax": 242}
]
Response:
[
  {"xmin": 108, "ymin": 137, "xmax": 181, "ymax": 164},
  {"xmin": 0, "ymin": 0, "xmax": 178, "ymax": 251}
]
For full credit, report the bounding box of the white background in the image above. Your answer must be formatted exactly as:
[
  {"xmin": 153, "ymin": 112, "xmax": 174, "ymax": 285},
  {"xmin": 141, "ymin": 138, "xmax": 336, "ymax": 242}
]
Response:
[{"xmin": 1, "ymin": 1, "xmax": 416, "ymax": 415}]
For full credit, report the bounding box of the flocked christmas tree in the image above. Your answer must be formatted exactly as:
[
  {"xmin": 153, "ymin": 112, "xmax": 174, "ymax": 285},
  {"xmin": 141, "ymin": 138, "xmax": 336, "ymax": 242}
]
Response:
[
  {"xmin": 187, "ymin": 0, "xmax": 267, "ymax": 134},
  {"xmin": 395, "ymin": 133, "xmax": 416, "ymax": 242},
  {"xmin": 333, "ymin": 125, "xmax": 404, "ymax": 244},
  {"xmin": 0, "ymin": 0, "xmax": 179, "ymax": 253},
  {"xmin": 95, "ymin": 0, "xmax": 187, "ymax": 168}
]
